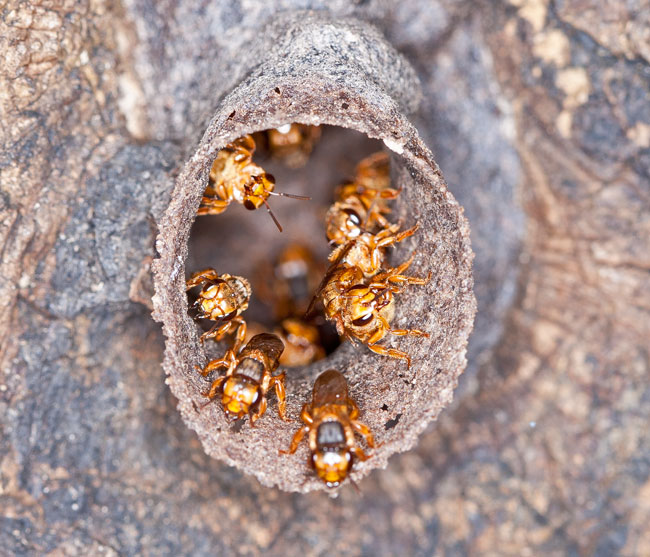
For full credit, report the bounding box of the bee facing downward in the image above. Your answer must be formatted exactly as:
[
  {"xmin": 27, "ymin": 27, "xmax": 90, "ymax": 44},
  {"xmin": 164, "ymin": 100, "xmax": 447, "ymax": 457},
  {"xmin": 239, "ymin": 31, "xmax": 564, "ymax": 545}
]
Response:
[
  {"xmin": 197, "ymin": 333, "xmax": 288, "ymax": 425},
  {"xmin": 281, "ymin": 369, "xmax": 375, "ymax": 488}
]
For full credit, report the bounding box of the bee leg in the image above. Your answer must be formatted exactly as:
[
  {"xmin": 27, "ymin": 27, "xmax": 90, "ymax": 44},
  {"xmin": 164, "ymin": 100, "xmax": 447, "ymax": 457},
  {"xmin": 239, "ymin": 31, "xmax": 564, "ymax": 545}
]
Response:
[
  {"xmin": 349, "ymin": 419, "xmax": 376, "ymax": 448},
  {"xmin": 328, "ymin": 243, "xmax": 345, "ymax": 263},
  {"xmin": 197, "ymin": 198, "xmax": 230, "ymax": 216},
  {"xmin": 197, "ymin": 356, "xmax": 228, "ymax": 377},
  {"xmin": 230, "ymin": 319, "xmax": 247, "ymax": 353},
  {"xmin": 362, "ymin": 194, "xmax": 390, "ymax": 229},
  {"xmin": 375, "ymin": 224, "xmax": 418, "ymax": 252},
  {"xmin": 197, "ymin": 349, "xmax": 237, "ymax": 377},
  {"xmin": 389, "ymin": 327, "xmax": 429, "ymax": 338},
  {"xmin": 370, "ymin": 256, "xmax": 415, "ymax": 286},
  {"xmin": 270, "ymin": 371, "xmax": 288, "ymax": 421},
  {"xmin": 386, "ymin": 252, "xmax": 416, "ymax": 277},
  {"xmin": 352, "ymin": 446, "xmax": 371, "ymax": 461},
  {"xmin": 369, "ymin": 210, "xmax": 390, "ymax": 229},
  {"xmin": 394, "ymin": 223, "xmax": 419, "ymax": 242},
  {"xmin": 367, "ymin": 343, "xmax": 411, "ymax": 369},
  {"xmin": 200, "ymin": 321, "xmax": 233, "ymax": 344},
  {"xmin": 202, "ymin": 375, "xmax": 226, "ymax": 400},
  {"xmin": 340, "ymin": 416, "xmax": 371, "ymax": 461},
  {"xmin": 249, "ymin": 396, "xmax": 267, "ymax": 427},
  {"xmin": 339, "ymin": 402, "xmax": 376, "ymax": 448},
  {"xmin": 378, "ymin": 187, "xmax": 401, "ymax": 200},
  {"xmin": 280, "ymin": 422, "xmax": 310, "ymax": 455},
  {"xmin": 347, "ymin": 398, "xmax": 360, "ymax": 420},
  {"xmin": 384, "ymin": 270, "xmax": 431, "ymax": 287},
  {"xmin": 333, "ymin": 316, "xmax": 347, "ymax": 338}
]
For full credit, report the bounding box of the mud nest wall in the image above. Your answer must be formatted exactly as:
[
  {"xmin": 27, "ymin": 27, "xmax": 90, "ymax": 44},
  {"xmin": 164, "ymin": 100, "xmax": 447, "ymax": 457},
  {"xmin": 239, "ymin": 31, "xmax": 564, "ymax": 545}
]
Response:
[
  {"xmin": 152, "ymin": 13, "xmax": 475, "ymax": 491},
  {"xmin": 2, "ymin": 0, "xmax": 649, "ymax": 554}
]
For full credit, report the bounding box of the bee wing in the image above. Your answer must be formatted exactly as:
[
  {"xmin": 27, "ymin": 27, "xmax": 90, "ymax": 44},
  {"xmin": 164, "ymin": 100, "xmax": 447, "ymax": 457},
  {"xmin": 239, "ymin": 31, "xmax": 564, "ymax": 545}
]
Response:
[{"xmin": 246, "ymin": 333, "xmax": 285, "ymax": 364}]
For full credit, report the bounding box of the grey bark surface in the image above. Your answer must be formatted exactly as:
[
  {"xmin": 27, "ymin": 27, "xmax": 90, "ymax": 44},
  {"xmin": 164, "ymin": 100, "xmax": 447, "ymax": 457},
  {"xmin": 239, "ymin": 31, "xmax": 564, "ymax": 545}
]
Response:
[{"xmin": 1, "ymin": 0, "xmax": 649, "ymax": 555}]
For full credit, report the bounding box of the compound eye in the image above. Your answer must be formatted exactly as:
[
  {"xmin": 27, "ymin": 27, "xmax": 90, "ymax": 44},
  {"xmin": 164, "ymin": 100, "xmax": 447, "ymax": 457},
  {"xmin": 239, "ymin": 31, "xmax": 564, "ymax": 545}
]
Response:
[
  {"xmin": 343, "ymin": 208, "xmax": 361, "ymax": 226},
  {"xmin": 243, "ymin": 199, "xmax": 256, "ymax": 210},
  {"xmin": 220, "ymin": 309, "xmax": 236, "ymax": 322},
  {"xmin": 265, "ymin": 173, "xmax": 276, "ymax": 184},
  {"xmin": 352, "ymin": 313, "xmax": 373, "ymax": 326},
  {"xmin": 348, "ymin": 284, "xmax": 367, "ymax": 296}
]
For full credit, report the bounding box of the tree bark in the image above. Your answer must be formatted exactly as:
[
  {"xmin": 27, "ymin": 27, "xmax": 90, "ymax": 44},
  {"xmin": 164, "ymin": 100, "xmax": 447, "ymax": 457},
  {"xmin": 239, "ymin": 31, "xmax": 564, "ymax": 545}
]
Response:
[{"xmin": 1, "ymin": 0, "xmax": 648, "ymax": 554}]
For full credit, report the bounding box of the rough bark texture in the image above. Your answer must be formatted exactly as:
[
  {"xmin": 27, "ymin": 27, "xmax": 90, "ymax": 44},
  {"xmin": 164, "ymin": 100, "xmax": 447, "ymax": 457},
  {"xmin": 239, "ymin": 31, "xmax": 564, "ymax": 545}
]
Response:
[{"xmin": 2, "ymin": 0, "xmax": 649, "ymax": 554}]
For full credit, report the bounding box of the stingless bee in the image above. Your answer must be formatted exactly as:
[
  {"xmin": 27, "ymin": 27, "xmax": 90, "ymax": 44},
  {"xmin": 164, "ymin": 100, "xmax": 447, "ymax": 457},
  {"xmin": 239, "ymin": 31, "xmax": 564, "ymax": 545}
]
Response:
[
  {"xmin": 326, "ymin": 152, "xmax": 402, "ymax": 246},
  {"xmin": 354, "ymin": 151, "xmax": 391, "ymax": 191},
  {"xmin": 325, "ymin": 193, "xmax": 369, "ymax": 246},
  {"xmin": 327, "ymin": 223, "xmax": 419, "ymax": 277},
  {"xmin": 186, "ymin": 268, "xmax": 251, "ymax": 348},
  {"xmin": 197, "ymin": 333, "xmax": 287, "ymax": 425},
  {"xmin": 265, "ymin": 124, "xmax": 321, "ymax": 168},
  {"xmin": 338, "ymin": 151, "xmax": 394, "ymax": 205},
  {"xmin": 325, "ymin": 187, "xmax": 402, "ymax": 246},
  {"xmin": 280, "ymin": 369, "xmax": 375, "ymax": 488},
  {"xmin": 277, "ymin": 318, "xmax": 325, "ymax": 367},
  {"xmin": 198, "ymin": 134, "xmax": 310, "ymax": 231},
  {"xmin": 308, "ymin": 253, "xmax": 430, "ymax": 367},
  {"xmin": 257, "ymin": 243, "xmax": 324, "ymax": 320},
  {"xmin": 245, "ymin": 318, "xmax": 325, "ymax": 368}
]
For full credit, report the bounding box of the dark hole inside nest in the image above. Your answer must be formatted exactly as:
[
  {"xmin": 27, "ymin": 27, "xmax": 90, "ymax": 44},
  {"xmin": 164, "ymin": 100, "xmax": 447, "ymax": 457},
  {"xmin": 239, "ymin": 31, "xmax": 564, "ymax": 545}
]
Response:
[{"xmin": 186, "ymin": 125, "xmax": 387, "ymax": 373}]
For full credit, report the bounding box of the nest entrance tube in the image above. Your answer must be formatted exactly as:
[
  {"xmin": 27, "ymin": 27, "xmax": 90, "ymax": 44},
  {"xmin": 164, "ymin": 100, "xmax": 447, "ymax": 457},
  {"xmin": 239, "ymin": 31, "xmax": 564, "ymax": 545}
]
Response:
[{"xmin": 152, "ymin": 12, "xmax": 476, "ymax": 492}]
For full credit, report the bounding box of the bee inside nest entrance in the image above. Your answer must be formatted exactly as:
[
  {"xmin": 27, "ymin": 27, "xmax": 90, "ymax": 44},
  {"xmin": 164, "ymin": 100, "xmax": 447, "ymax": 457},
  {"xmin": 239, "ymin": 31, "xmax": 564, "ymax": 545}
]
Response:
[{"xmin": 186, "ymin": 125, "xmax": 388, "ymax": 371}]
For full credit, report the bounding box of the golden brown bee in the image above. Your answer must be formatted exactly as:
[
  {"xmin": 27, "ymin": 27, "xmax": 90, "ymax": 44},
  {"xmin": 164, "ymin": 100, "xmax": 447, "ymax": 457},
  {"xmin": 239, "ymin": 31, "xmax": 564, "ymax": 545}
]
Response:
[
  {"xmin": 354, "ymin": 151, "xmax": 391, "ymax": 191},
  {"xmin": 325, "ymin": 187, "xmax": 403, "ymax": 246},
  {"xmin": 326, "ymin": 152, "xmax": 401, "ymax": 246},
  {"xmin": 281, "ymin": 369, "xmax": 375, "ymax": 488},
  {"xmin": 198, "ymin": 134, "xmax": 310, "ymax": 231},
  {"xmin": 277, "ymin": 318, "xmax": 325, "ymax": 367},
  {"xmin": 328, "ymin": 223, "xmax": 419, "ymax": 277},
  {"xmin": 266, "ymin": 124, "xmax": 321, "ymax": 168},
  {"xmin": 257, "ymin": 243, "xmax": 324, "ymax": 320},
  {"xmin": 245, "ymin": 318, "xmax": 325, "ymax": 368},
  {"xmin": 186, "ymin": 268, "xmax": 251, "ymax": 348},
  {"xmin": 198, "ymin": 333, "xmax": 287, "ymax": 425},
  {"xmin": 309, "ymin": 254, "xmax": 430, "ymax": 367},
  {"xmin": 325, "ymin": 193, "xmax": 370, "ymax": 246}
]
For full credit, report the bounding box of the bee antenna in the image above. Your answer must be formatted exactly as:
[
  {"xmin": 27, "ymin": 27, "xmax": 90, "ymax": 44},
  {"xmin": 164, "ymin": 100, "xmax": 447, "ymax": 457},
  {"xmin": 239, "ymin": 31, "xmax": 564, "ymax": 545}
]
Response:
[
  {"xmin": 262, "ymin": 198, "xmax": 283, "ymax": 232},
  {"xmin": 267, "ymin": 191, "xmax": 311, "ymax": 201},
  {"xmin": 349, "ymin": 478, "xmax": 362, "ymax": 495},
  {"xmin": 303, "ymin": 296, "xmax": 318, "ymax": 320}
]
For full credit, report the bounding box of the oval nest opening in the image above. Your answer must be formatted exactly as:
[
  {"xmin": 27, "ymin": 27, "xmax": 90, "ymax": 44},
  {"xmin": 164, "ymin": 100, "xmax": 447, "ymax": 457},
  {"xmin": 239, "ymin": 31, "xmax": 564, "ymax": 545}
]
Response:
[{"xmin": 152, "ymin": 12, "xmax": 475, "ymax": 492}]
